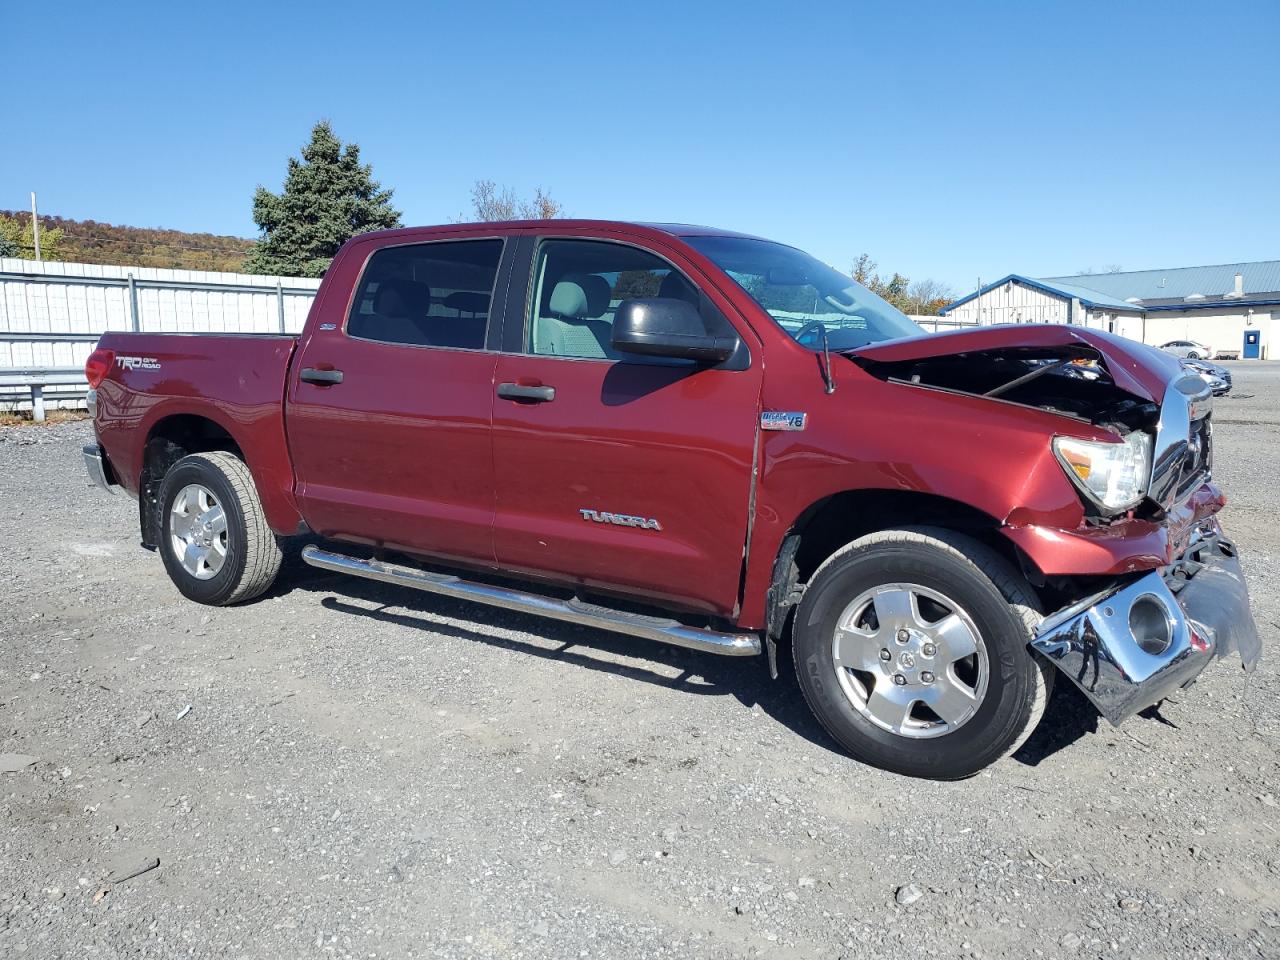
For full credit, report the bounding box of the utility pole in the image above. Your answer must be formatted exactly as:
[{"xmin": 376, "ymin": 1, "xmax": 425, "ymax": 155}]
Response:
[{"xmin": 30, "ymin": 191, "xmax": 42, "ymax": 261}]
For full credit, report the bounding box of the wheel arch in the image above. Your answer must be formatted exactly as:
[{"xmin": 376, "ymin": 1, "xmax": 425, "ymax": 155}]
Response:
[
  {"xmin": 762, "ymin": 488, "xmax": 1042, "ymax": 648},
  {"xmin": 137, "ymin": 411, "xmax": 301, "ymax": 548}
]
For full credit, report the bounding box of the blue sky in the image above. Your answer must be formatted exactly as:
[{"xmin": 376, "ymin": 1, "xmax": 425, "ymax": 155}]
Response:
[{"xmin": 3, "ymin": 0, "xmax": 1278, "ymax": 292}]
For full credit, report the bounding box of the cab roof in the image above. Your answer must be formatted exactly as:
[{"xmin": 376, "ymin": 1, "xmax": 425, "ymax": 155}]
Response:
[{"xmin": 354, "ymin": 219, "xmax": 768, "ymax": 244}]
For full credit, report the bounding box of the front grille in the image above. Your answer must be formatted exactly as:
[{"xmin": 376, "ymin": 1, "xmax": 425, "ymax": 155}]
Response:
[{"xmin": 1177, "ymin": 415, "xmax": 1212, "ymax": 495}]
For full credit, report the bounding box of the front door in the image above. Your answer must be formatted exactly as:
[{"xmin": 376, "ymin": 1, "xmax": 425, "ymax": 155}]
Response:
[
  {"xmin": 490, "ymin": 237, "xmax": 762, "ymax": 616},
  {"xmin": 286, "ymin": 236, "xmax": 507, "ymax": 565},
  {"xmin": 1243, "ymin": 329, "xmax": 1261, "ymax": 359}
]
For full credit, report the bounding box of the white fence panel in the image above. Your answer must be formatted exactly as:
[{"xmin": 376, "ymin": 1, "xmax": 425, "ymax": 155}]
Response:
[{"xmin": 0, "ymin": 257, "xmax": 321, "ymax": 417}]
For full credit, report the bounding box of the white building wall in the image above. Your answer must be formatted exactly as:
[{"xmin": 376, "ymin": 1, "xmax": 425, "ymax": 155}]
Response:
[
  {"xmin": 945, "ymin": 280, "xmax": 1072, "ymax": 326},
  {"xmin": 1139, "ymin": 305, "xmax": 1275, "ymax": 359},
  {"xmin": 941, "ymin": 278, "xmax": 1275, "ymax": 358}
]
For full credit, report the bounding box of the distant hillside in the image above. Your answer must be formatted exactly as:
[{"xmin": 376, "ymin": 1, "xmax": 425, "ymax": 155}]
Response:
[{"xmin": 1, "ymin": 211, "xmax": 254, "ymax": 272}]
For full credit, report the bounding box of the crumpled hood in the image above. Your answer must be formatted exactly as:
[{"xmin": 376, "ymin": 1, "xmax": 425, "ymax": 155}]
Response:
[{"xmin": 849, "ymin": 325, "xmax": 1184, "ymax": 403}]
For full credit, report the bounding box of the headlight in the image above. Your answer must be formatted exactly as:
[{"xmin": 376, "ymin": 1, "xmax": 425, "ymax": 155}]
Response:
[{"xmin": 1053, "ymin": 431, "xmax": 1152, "ymax": 513}]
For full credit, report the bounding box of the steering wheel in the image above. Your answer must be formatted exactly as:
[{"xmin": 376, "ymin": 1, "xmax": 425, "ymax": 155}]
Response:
[{"xmin": 793, "ymin": 319, "xmax": 828, "ymax": 346}]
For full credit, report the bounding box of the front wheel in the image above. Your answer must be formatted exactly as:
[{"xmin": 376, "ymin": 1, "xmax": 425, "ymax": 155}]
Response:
[
  {"xmin": 793, "ymin": 527, "xmax": 1052, "ymax": 779},
  {"xmin": 157, "ymin": 451, "xmax": 283, "ymax": 605}
]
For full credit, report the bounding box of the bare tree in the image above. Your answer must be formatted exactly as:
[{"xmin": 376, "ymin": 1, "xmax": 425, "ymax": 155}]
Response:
[
  {"xmin": 524, "ymin": 187, "xmax": 564, "ymax": 220},
  {"xmin": 906, "ymin": 278, "xmax": 957, "ymax": 315},
  {"xmin": 467, "ymin": 180, "xmax": 565, "ymax": 221},
  {"xmin": 1103, "ymin": 263, "xmax": 1123, "ymax": 274},
  {"xmin": 468, "ymin": 180, "xmax": 518, "ymax": 221}
]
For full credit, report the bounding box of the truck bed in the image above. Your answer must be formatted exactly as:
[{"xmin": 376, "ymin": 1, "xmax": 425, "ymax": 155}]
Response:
[{"xmin": 93, "ymin": 332, "xmax": 302, "ymax": 532}]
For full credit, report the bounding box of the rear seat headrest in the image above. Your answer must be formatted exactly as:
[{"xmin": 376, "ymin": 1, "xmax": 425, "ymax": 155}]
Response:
[
  {"xmin": 549, "ymin": 273, "xmax": 610, "ymax": 319},
  {"xmin": 443, "ymin": 291, "xmax": 490, "ymax": 315},
  {"xmin": 373, "ymin": 277, "xmax": 430, "ymax": 319}
]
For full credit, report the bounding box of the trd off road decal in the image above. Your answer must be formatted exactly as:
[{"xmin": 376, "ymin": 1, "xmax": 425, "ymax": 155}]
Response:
[{"xmin": 116, "ymin": 356, "xmax": 161, "ymax": 371}]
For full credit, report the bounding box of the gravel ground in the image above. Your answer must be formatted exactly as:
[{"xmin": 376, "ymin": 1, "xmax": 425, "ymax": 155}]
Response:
[{"xmin": 2, "ymin": 362, "xmax": 1278, "ymax": 960}]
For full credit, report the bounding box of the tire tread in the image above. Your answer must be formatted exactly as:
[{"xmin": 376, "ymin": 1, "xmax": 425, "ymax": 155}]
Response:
[
  {"xmin": 798, "ymin": 526, "xmax": 1053, "ymax": 776},
  {"xmin": 177, "ymin": 451, "xmax": 282, "ymax": 605}
]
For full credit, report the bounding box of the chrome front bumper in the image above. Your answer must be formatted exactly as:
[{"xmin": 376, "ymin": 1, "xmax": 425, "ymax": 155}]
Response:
[
  {"xmin": 82, "ymin": 443, "xmax": 118, "ymax": 493},
  {"xmin": 1031, "ymin": 520, "xmax": 1260, "ymax": 725}
]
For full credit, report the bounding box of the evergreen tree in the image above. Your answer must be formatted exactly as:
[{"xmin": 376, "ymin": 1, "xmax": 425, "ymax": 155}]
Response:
[{"xmin": 245, "ymin": 121, "xmax": 401, "ymax": 277}]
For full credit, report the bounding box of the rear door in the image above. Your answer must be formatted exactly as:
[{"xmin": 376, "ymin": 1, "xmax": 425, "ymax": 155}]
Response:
[
  {"xmin": 286, "ymin": 234, "xmax": 510, "ymax": 565},
  {"xmin": 490, "ymin": 234, "xmax": 763, "ymax": 616}
]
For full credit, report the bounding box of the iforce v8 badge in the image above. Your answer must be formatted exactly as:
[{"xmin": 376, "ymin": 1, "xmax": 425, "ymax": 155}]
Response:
[{"xmin": 760, "ymin": 411, "xmax": 808, "ymax": 431}]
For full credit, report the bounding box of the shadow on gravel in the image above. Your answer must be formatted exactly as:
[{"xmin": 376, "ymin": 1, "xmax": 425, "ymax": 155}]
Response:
[
  {"xmin": 1012, "ymin": 681, "xmax": 1101, "ymax": 766},
  {"xmin": 267, "ymin": 538, "xmax": 837, "ymax": 753}
]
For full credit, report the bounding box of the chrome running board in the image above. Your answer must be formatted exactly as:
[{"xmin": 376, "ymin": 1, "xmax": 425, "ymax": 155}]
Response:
[{"xmin": 300, "ymin": 545, "xmax": 762, "ymax": 657}]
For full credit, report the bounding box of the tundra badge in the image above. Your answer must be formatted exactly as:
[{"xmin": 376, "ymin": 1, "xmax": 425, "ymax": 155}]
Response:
[
  {"xmin": 580, "ymin": 509, "xmax": 663, "ymax": 531},
  {"xmin": 761, "ymin": 411, "xmax": 807, "ymax": 431}
]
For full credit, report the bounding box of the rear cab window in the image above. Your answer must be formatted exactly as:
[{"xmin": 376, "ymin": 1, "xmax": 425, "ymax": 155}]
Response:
[{"xmin": 347, "ymin": 239, "xmax": 503, "ymax": 349}]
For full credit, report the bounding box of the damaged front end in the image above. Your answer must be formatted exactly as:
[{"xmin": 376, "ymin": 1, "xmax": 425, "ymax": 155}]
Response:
[
  {"xmin": 850, "ymin": 325, "xmax": 1261, "ymax": 723},
  {"xmin": 1030, "ymin": 519, "xmax": 1260, "ymax": 724},
  {"xmin": 849, "ymin": 334, "xmax": 1161, "ymax": 433}
]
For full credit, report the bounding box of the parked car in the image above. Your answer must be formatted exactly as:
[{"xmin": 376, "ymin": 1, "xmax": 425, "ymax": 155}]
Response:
[
  {"xmin": 1182, "ymin": 358, "xmax": 1233, "ymax": 396},
  {"xmin": 80, "ymin": 220, "xmax": 1260, "ymax": 780},
  {"xmin": 1160, "ymin": 339, "xmax": 1212, "ymax": 360}
]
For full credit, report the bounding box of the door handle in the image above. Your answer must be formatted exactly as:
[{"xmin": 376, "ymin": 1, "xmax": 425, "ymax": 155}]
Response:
[
  {"xmin": 300, "ymin": 367, "xmax": 344, "ymax": 385},
  {"xmin": 497, "ymin": 382, "xmax": 555, "ymax": 402}
]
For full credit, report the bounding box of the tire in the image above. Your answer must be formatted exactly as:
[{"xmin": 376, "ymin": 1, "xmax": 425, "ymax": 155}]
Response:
[
  {"xmin": 1187, "ymin": 351, "xmax": 1203, "ymax": 360},
  {"xmin": 792, "ymin": 526, "xmax": 1052, "ymax": 780},
  {"xmin": 157, "ymin": 451, "xmax": 283, "ymax": 606}
]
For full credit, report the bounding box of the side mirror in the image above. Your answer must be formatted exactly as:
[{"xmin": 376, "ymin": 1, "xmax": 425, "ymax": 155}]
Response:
[{"xmin": 612, "ymin": 298, "xmax": 739, "ymax": 363}]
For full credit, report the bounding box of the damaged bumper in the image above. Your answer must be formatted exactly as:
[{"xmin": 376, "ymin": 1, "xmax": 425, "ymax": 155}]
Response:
[{"xmin": 1030, "ymin": 519, "xmax": 1260, "ymax": 725}]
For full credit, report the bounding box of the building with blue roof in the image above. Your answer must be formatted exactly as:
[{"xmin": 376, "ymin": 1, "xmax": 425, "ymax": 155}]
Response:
[{"xmin": 940, "ymin": 260, "xmax": 1278, "ymax": 359}]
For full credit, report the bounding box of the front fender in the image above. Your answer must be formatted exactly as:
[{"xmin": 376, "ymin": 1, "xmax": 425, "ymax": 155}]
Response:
[
  {"xmin": 740, "ymin": 376, "xmax": 1099, "ymax": 627},
  {"xmin": 1001, "ymin": 481, "xmax": 1226, "ymax": 577}
]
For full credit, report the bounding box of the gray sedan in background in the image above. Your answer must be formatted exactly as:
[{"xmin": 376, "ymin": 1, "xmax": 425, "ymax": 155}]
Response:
[{"xmin": 1182, "ymin": 358, "xmax": 1233, "ymax": 395}]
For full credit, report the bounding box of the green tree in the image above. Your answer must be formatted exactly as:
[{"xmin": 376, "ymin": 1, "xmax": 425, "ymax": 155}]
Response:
[
  {"xmin": 245, "ymin": 121, "xmax": 401, "ymax": 277},
  {"xmin": 0, "ymin": 214, "xmax": 65, "ymax": 261},
  {"xmin": 0, "ymin": 219, "xmax": 18, "ymax": 258},
  {"xmin": 850, "ymin": 252, "xmax": 954, "ymax": 315}
]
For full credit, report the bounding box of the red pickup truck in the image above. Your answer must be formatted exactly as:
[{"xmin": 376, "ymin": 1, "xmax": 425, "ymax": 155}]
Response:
[{"xmin": 82, "ymin": 220, "xmax": 1260, "ymax": 778}]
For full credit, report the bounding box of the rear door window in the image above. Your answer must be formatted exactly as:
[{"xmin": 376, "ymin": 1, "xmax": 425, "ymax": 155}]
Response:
[{"xmin": 347, "ymin": 239, "xmax": 503, "ymax": 349}]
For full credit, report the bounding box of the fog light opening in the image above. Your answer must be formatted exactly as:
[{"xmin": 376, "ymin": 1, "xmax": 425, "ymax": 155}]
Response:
[{"xmin": 1129, "ymin": 595, "xmax": 1172, "ymax": 656}]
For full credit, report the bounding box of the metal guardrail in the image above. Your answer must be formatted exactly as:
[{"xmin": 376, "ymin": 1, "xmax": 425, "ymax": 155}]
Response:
[
  {"xmin": 0, "ymin": 367, "xmax": 86, "ymax": 422},
  {"xmin": 0, "ymin": 267, "xmax": 318, "ymax": 421}
]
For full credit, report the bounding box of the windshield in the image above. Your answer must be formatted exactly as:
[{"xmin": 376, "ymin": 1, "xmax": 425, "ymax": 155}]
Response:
[{"xmin": 686, "ymin": 236, "xmax": 923, "ymax": 350}]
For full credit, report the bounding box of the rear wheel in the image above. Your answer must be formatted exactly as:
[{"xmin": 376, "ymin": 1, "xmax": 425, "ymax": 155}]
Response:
[
  {"xmin": 157, "ymin": 452, "xmax": 282, "ymax": 605},
  {"xmin": 793, "ymin": 527, "xmax": 1052, "ymax": 779}
]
